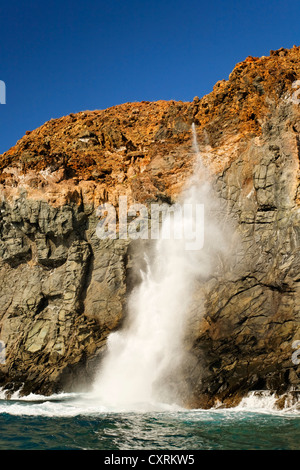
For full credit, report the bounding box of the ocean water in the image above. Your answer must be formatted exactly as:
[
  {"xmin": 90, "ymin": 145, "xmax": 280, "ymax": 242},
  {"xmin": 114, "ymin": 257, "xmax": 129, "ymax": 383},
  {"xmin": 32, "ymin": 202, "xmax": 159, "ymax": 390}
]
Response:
[{"xmin": 0, "ymin": 391, "xmax": 299, "ymax": 450}]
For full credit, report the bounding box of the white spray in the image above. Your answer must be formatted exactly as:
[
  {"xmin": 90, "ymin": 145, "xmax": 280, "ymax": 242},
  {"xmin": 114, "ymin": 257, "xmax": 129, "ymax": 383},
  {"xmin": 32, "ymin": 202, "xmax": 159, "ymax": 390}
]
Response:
[{"xmin": 91, "ymin": 124, "xmax": 232, "ymax": 408}]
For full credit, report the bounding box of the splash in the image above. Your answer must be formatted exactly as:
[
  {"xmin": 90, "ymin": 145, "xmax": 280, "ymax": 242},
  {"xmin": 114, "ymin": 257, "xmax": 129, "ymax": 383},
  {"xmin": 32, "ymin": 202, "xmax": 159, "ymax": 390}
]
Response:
[
  {"xmin": 234, "ymin": 390, "xmax": 300, "ymax": 413},
  {"xmin": 90, "ymin": 124, "xmax": 232, "ymax": 409}
]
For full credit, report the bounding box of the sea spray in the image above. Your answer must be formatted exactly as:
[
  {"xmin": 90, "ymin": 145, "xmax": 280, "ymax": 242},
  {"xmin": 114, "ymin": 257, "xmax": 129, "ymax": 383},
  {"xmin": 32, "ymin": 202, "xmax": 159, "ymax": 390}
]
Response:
[{"xmin": 91, "ymin": 124, "xmax": 234, "ymax": 408}]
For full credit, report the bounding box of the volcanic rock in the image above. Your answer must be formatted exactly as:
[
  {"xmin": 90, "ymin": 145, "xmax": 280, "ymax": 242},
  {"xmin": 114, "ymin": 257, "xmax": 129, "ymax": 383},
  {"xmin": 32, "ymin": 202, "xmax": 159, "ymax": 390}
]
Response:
[{"xmin": 0, "ymin": 46, "xmax": 299, "ymax": 406}]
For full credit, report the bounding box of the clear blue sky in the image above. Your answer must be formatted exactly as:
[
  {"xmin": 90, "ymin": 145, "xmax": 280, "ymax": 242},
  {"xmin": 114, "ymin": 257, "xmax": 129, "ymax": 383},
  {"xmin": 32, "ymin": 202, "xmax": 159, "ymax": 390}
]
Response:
[{"xmin": 0, "ymin": 0, "xmax": 299, "ymax": 154}]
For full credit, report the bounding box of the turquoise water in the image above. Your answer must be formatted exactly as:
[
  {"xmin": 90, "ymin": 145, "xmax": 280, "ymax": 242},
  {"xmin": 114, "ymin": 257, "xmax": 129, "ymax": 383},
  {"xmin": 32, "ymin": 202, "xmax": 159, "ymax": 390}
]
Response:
[{"xmin": 0, "ymin": 394, "xmax": 299, "ymax": 450}]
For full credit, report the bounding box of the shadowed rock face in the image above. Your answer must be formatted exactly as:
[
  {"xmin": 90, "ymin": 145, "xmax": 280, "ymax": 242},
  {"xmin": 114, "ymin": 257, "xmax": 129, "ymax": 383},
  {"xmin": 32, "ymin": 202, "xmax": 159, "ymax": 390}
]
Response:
[{"xmin": 0, "ymin": 46, "xmax": 299, "ymax": 405}]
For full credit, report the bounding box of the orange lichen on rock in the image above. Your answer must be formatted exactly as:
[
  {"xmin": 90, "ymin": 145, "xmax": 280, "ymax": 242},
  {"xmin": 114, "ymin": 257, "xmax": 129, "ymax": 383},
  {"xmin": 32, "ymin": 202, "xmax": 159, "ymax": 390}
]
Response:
[{"xmin": 0, "ymin": 45, "xmax": 300, "ymax": 207}]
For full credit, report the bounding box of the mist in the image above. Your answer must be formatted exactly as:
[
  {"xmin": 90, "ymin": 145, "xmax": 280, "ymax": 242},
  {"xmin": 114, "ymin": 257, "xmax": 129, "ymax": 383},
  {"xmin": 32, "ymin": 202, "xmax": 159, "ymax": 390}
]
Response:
[{"xmin": 90, "ymin": 124, "xmax": 234, "ymax": 409}]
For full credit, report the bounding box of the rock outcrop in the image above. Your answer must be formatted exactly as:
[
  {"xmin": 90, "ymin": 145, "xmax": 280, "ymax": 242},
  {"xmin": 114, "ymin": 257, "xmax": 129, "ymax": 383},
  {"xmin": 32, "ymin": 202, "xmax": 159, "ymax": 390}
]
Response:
[{"xmin": 0, "ymin": 46, "xmax": 299, "ymax": 406}]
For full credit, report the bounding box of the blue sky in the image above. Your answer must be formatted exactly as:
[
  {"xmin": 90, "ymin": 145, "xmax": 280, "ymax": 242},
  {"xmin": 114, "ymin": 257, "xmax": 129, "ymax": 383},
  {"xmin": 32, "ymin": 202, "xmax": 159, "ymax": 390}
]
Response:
[{"xmin": 0, "ymin": 0, "xmax": 299, "ymax": 154}]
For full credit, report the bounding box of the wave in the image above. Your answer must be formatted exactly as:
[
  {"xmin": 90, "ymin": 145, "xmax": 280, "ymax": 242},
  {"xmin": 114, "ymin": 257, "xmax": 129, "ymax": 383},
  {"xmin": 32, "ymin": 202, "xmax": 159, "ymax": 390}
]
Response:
[
  {"xmin": 207, "ymin": 390, "xmax": 300, "ymax": 416},
  {"xmin": 0, "ymin": 388, "xmax": 299, "ymax": 417},
  {"xmin": 0, "ymin": 388, "xmax": 184, "ymax": 417}
]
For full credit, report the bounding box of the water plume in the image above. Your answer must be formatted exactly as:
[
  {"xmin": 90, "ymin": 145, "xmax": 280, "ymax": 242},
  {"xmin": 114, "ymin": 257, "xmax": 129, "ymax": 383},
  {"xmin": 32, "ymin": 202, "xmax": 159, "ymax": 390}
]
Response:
[{"xmin": 90, "ymin": 124, "xmax": 233, "ymax": 409}]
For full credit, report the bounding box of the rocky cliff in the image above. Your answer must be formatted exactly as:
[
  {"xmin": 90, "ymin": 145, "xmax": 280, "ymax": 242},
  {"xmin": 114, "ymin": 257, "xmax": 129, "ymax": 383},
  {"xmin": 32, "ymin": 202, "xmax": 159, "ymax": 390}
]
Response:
[{"xmin": 0, "ymin": 46, "xmax": 299, "ymax": 407}]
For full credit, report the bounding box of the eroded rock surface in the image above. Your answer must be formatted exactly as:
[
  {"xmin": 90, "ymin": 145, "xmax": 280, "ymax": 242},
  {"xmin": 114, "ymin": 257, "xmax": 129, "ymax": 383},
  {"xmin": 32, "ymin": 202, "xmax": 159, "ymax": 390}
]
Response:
[{"xmin": 0, "ymin": 46, "xmax": 299, "ymax": 405}]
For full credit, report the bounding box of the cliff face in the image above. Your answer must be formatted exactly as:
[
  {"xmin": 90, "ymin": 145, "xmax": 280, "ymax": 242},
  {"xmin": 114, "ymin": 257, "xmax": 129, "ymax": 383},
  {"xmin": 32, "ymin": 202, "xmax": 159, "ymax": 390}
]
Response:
[{"xmin": 0, "ymin": 46, "xmax": 299, "ymax": 405}]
